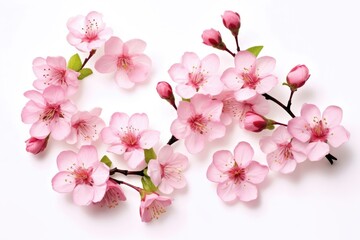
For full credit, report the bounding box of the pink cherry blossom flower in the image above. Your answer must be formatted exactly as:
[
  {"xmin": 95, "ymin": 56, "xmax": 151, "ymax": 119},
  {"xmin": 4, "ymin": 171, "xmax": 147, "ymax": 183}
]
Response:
[
  {"xmin": 288, "ymin": 104, "xmax": 350, "ymax": 161},
  {"xmin": 214, "ymin": 92, "xmax": 269, "ymax": 126},
  {"xmin": 222, "ymin": 10, "xmax": 241, "ymax": 36},
  {"xmin": 140, "ymin": 192, "xmax": 172, "ymax": 222},
  {"xmin": 221, "ymin": 50, "xmax": 278, "ymax": 101},
  {"xmin": 286, "ymin": 64, "xmax": 310, "ymax": 89},
  {"xmin": 207, "ymin": 142, "xmax": 269, "ymax": 202},
  {"xmin": 260, "ymin": 126, "xmax": 307, "ymax": 173},
  {"xmin": 243, "ymin": 112, "xmax": 269, "ymax": 132},
  {"xmin": 156, "ymin": 81, "xmax": 176, "ymax": 109},
  {"xmin": 66, "ymin": 108, "xmax": 105, "ymax": 147},
  {"xmin": 147, "ymin": 145, "xmax": 189, "ymax": 194},
  {"xmin": 96, "ymin": 179, "xmax": 126, "ymax": 208},
  {"xmin": 52, "ymin": 145, "xmax": 109, "ymax": 206},
  {"xmin": 201, "ymin": 29, "xmax": 226, "ymax": 50},
  {"xmin": 21, "ymin": 86, "xmax": 77, "ymax": 140},
  {"xmin": 25, "ymin": 136, "xmax": 49, "ymax": 155},
  {"xmin": 32, "ymin": 56, "xmax": 80, "ymax": 96},
  {"xmin": 67, "ymin": 11, "xmax": 113, "ymax": 52},
  {"xmin": 101, "ymin": 112, "xmax": 160, "ymax": 169},
  {"xmin": 170, "ymin": 94, "xmax": 226, "ymax": 154},
  {"xmin": 168, "ymin": 52, "xmax": 223, "ymax": 99},
  {"xmin": 95, "ymin": 37, "xmax": 152, "ymax": 89}
]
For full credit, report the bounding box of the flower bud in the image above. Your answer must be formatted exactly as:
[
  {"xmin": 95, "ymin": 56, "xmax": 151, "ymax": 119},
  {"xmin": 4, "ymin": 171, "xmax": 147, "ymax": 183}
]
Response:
[
  {"xmin": 25, "ymin": 136, "xmax": 49, "ymax": 154},
  {"xmin": 286, "ymin": 65, "xmax": 310, "ymax": 89},
  {"xmin": 244, "ymin": 112, "xmax": 271, "ymax": 132},
  {"xmin": 201, "ymin": 29, "xmax": 226, "ymax": 50},
  {"xmin": 222, "ymin": 11, "xmax": 241, "ymax": 36},
  {"xmin": 156, "ymin": 81, "xmax": 176, "ymax": 109}
]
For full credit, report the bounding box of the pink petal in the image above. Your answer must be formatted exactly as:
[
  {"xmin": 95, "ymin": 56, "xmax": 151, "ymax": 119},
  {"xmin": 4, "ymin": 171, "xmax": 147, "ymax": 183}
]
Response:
[
  {"xmin": 267, "ymin": 150, "xmax": 287, "ymax": 172},
  {"xmin": 323, "ymin": 105, "xmax": 343, "ymax": 128},
  {"xmin": 217, "ymin": 180, "xmax": 238, "ymax": 202},
  {"xmin": 92, "ymin": 163, "xmax": 109, "ymax": 185},
  {"xmin": 234, "ymin": 142, "xmax": 254, "ymax": 167},
  {"xmin": 164, "ymin": 172, "xmax": 187, "ymax": 190},
  {"xmin": 101, "ymin": 127, "xmax": 119, "ymax": 144},
  {"xmin": 65, "ymin": 129, "xmax": 77, "ymax": 145},
  {"xmin": 124, "ymin": 149, "xmax": 145, "ymax": 169},
  {"xmin": 256, "ymin": 75, "xmax": 278, "ymax": 94},
  {"xmin": 30, "ymin": 121, "xmax": 51, "ymax": 139},
  {"xmin": 181, "ymin": 52, "xmax": 200, "ymax": 72},
  {"xmin": 110, "ymin": 112, "xmax": 129, "ymax": 129},
  {"xmin": 107, "ymin": 144, "xmax": 126, "ymax": 155},
  {"xmin": 158, "ymin": 181, "xmax": 175, "ymax": 194},
  {"xmin": 128, "ymin": 60, "xmax": 151, "ymax": 83},
  {"xmin": 50, "ymin": 118, "xmax": 71, "ymax": 141},
  {"xmin": 115, "ymin": 70, "xmax": 135, "ymax": 89},
  {"xmin": 291, "ymin": 139, "xmax": 308, "ymax": 163},
  {"xmin": 77, "ymin": 145, "xmax": 98, "ymax": 168},
  {"xmin": 272, "ymin": 126, "xmax": 292, "ymax": 144},
  {"xmin": 185, "ymin": 133, "xmax": 205, "ymax": 154},
  {"xmin": 21, "ymin": 101, "xmax": 43, "ymax": 124},
  {"xmin": 234, "ymin": 88, "xmax": 257, "ymax": 101},
  {"xmin": 259, "ymin": 136, "xmax": 277, "ymax": 154},
  {"xmin": 168, "ymin": 63, "xmax": 189, "ymax": 83},
  {"xmin": 280, "ymin": 159, "xmax": 297, "ymax": 174},
  {"xmin": 245, "ymin": 162, "xmax": 268, "ymax": 184},
  {"xmin": 234, "ymin": 51, "xmax": 256, "ymax": 73},
  {"xmin": 199, "ymin": 76, "xmax": 223, "ymax": 96},
  {"xmin": 46, "ymin": 56, "xmax": 66, "ymax": 69},
  {"xmin": 104, "ymin": 36, "xmax": 123, "ymax": 55},
  {"xmin": 86, "ymin": 11, "xmax": 105, "ymax": 29},
  {"xmin": 250, "ymin": 94, "xmax": 270, "ymax": 115},
  {"xmin": 201, "ymin": 53, "xmax": 220, "ymax": 75},
  {"xmin": 207, "ymin": 163, "xmax": 228, "ymax": 183},
  {"xmin": 221, "ymin": 68, "xmax": 243, "ymax": 90},
  {"xmin": 94, "ymin": 55, "xmax": 118, "ymax": 73},
  {"xmin": 52, "ymin": 172, "xmax": 76, "ymax": 193},
  {"xmin": 212, "ymin": 150, "xmax": 235, "ymax": 172},
  {"xmin": 255, "ymin": 56, "xmax": 276, "ymax": 77},
  {"xmin": 288, "ymin": 117, "xmax": 311, "ymax": 142},
  {"xmin": 139, "ymin": 130, "xmax": 160, "ymax": 149},
  {"xmin": 124, "ymin": 39, "xmax": 146, "ymax": 55},
  {"xmin": 327, "ymin": 126, "xmax": 350, "ymax": 148},
  {"xmin": 176, "ymin": 84, "xmax": 196, "ymax": 99},
  {"xmin": 129, "ymin": 113, "xmax": 149, "ymax": 132},
  {"xmin": 57, "ymin": 150, "xmax": 78, "ymax": 171},
  {"xmin": 157, "ymin": 145, "xmax": 174, "ymax": 164},
  {"xmin": 147, "ymin": 160, "xmax": 162, "ymax": 186},
  {"xmin": 191, "ymin": 94, "xmax": 212, "ymax": 115},
  {"xmin": 92, "ymin": 184, "xmax": 107, "ymax": 202},
  {"xmin": 42, "ymin": 86, "xmax": 65, "ymax": 104},
  {"xmin": 306, "ymin": 142, "xmax": 329, "ymax": 161},
  {"xmin": 202, "ymin": 100, "xmax": 223, "ymax": 121},
  {"xmin": 73, "ymin": 184, "xmax": 94, "ymax": 206},
  {"xmin": 206, "ymin": 122, "xmax": 226, "ymax": 141},
  {"xmin": 24, "ymin": 90, "xmax": 45, "ymax": 105},
  {"xmin": 236, "ymin": 182, "xmax": 258, "ymax": 202},
  {"xmin": 301, "ymin": 104, "xmax": 321, "ymax": 126},
  {"xmin": 176, "ymin": 101, "xmax": 195, "ymax": 121},
  {"xmin": 170, "ymin": 119, "xmax": 190, "ymax": 139}
]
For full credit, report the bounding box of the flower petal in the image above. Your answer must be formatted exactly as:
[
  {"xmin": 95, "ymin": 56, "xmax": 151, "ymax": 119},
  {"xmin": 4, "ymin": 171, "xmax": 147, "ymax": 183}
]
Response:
[
  {"xmin": 245, "ymin": 161, "xmax": 268, "ymax": 184},
  {"xmin": 168, "ymin": 63, "xmax": 188, "ymax": 83},
  {"xmin": 234, "ymin": 142, "xmax": 254, "ymax": 167},
  {"xmin": 206, "ymin": 122, "xmax": 226, "ymax": 141},
  {"xmin": 157, "ymin": 145, "xmax": 174, "ymax": 164},
  {"xmin": 73, "ymin": 184, "xmax": 94, "ymax": 206},
  {"xmin": 124, "ymin": 149, "xmax": 145, "ymax": 169},
  {"xmin": 306, "ymin": 141, "xmax": 329, "ymax": 161},
  {"xmin": 323, "ymin": 105, "xmax": 343, "ymax": 128},
  {"xmin": 272, "ymin": 126, "xmax": 292, "ymax": 144},
  {"xmin": 92, "ymin": 184, "xmax": 107, "ymax": 202},
  {"xmin": 181, "ymin": 52, "xmax": 200, "ymax": 72},
  {"xmin": 139, "ymin": 130, "xmax": 160, "ymax": 149},
  {"xmin": 301, "ymin": 104, "xmax": 321, "ymax": 126},
  {"xmin": 50, "ymin": 118, "xmax": 71, "ymax": 141},
  {"xmin": 221, "ymin": 68, "xmax": 243, "ymax": 90},
  {"xmin": 30, "ymin": 121, "xmax": 51, "ymax": 139},
  {"xmin": 115, "ymin": 70, "xmax": 135, "ymax": 89},
  {"xmin": 212, "ymin": 150, "xmax": 235, "ymax": 172},
  {"xmin": 217, "ymin": 180, "xmax": 238, "ymax": 202},
  {"xmin": 52, "ymin": 172, "xmax": 76, "ymax": 193},
  {"xmin": 77, "ymin": 145, "xmax": 98, "ymax": 168},
  {"xmin": 280, "ymin": 159, "xmax": 297, "ymax": 174},
  {"xmin": 92, "ymin": 163, "xmax": 109, "ymax": 185},
  {"xmin": 234, "ymin": 88, "xmax": 257, "ymax": 101},
  {"xmin": 124, "ymin": 39, "xmax": 146, "ymax": 55},
  {"xmin": 94, "ymin": 55, "xmax": 118, "ymax": 73},
  {"xmin": 255, "ymin": 56, "xmax": 276, "ymax": 76},
  {"xmin": 256, "ymin": 75, "xmax": 277, "ymax": 94},
  {"xmin": 184, "ymin": 133, "xmax": 205, "ymax": 154},
  {"xmin": 176, "ymin": 101, "xmax": 195, "ymax": 121},
  {"xmin": 327, "ymin": 126, "xmax": 350, "ymax": 148},
  {"xmin": 110, "ymin": 112, "xmax": 129, "ymax": 130},
  {"xmin": 107, "ymin": 144, "xmax": 126, "ymax": 155},
  {"xmin": 129, "ymin": 113, "xmax": 149, "ymax": 132},
  {"xmin": 234, "ymin": 51, "xmax": 256, "ymax": 72},
  {"xmin": 57, "ymin": 150, "xmax": 78, "ymax": 171},
  {"xmin": 207, "ymin": 163, "xmax": 228, "ymax": 183},
  {"xmin": 104, "ymin": 36, "xmax": 123, "ymax": 55},
  {"xmin": 236, "ymin": 182, "xmax": 258, "ymax": 202},
  {"xmin": 176, "ymin": 84, "xmax": 196, "ymax": 99},
  {"xmin": 288, "ymin": 117, "xmax": 311, "ymax": 142},
  {"xmin": 147, "ymin": 160, "xmax": 162, "ymax": 186},
  {"xmin": 259, "ymin": 136, "xmax": 277, "ymax": 154},
  {"xmin": 201, "ymin": 54, "xmax": 220, "ymax": 75},
  {"xmin": 42, "ymin": 86, "xmax": 65, "ymax": 104},
  {"xmin": 170, "ymin": 119, "xmax": 190, "ymax": 139}
]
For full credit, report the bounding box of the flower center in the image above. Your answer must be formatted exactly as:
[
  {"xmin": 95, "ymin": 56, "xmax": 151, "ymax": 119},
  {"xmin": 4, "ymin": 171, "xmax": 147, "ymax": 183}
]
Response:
[
  {"xmin": 74, "ymin": 120, "xmax": 95, "ymax": 141},
  {"xmin": 147, "ymin": 200, "xmax": 167, "ymax": 220},
  {"xmin": 121, "ymin": 127, "xmax": 140, "ymax": 149},
  {"xmin": 73, "ymin": 167, "xmax": 93, "ymax": 185},
  {"xmin": 117, "ymin": 56, "xmax": 133, "ymax": 71},
  {"xmin": 188, "ymin": 114, "xmax": 207, "ymax": 134},
  {"xmin": 83, "ymin": 19, "xmax": 99, "ymax": 42},
  {"xmin": 40, "ymin": 104, "xmax": 63, "ymax": 122},
  {"xmin": 188, "ymin": 68, "xmax": 207, "ymax": 90},
  {"xmin": 310, "ymin": 120, "xmax": 329, "ymax": 142},
  {"xmin": 99, "ymin": 187, "xmax": 123, "ymax": 208},
  {"xmin": 242, "ymin": 71, "xmax": 259, "ymax": 89},
  {"xmin": 278, "ymin": 143, "xmax": 293, "ymax": 161},
  {"xmin": 227, "ymin": 166, "xmax": 246, "ymax": 184}
]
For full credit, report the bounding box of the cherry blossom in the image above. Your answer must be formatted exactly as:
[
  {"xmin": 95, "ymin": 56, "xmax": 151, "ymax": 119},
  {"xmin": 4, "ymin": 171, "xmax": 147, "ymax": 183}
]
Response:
[
  {"xmin": 101, "ymin": 112, "xmax": 160, "ymax": 169},
  {"xmin": 140, "ymin": 192, "xmax": 172, "ymax": 222},
  {"xmin": 201, "ymin": 29, "xmax": 226, "ymax": 50},
  {"xmin": 67, "ymin": 11, "xmax": 112, "ymax": 52},
  {"xmin": 52, "ymin": 145, "xmax": 109, "ymax": 206},
  {"xmin": 222, "ymin": 10, "xmax": 241, "ymax": 36},
  {"xmin": 66, "ymin": 108, "xmax": 105, "ymax": 147},
  {"xmin": 170, "ymin": 94, "xmax": 226, "ymax": 154},
  {"xmin": 21, "ymin": 86, "xmax": 77, "ymax": 140},
  {"xmin": 221, "ymin": 50, "xmax": 278, "ymax": 101},
  {"xmin": 207, "ymin": 142, "xmax": 268, "ymax": 202},
  {"xmin": 95, "ymin": 36, "xmax": 152, "ymax": 89},
  {"xmin": 25, "ymin": 136, "xmax": 49, "ymax": 155},
  {"xmin": 260, "ymin": 126, "xmax": 307, "ymax": 173},
  {"xmin": 32, "ymin": 56, "xmax": 80, "ymax": 96},
  {"xmin": 168, "ymin": 52, "xmax": 223, "ymax": 99},
  {"xmin": 147, "ymin": 145, "xmax": 189, "ymax": 194},
  {"xmin": 288, "ymin": 104, "xmax": 350, "ymax": 161},
  {"xmin": 286, "ymin": 64, "xmax": 310, "ymax": 89},
  {"xmin": 96, "ymin": 179, "xmax": 126, "ymax": 208}
]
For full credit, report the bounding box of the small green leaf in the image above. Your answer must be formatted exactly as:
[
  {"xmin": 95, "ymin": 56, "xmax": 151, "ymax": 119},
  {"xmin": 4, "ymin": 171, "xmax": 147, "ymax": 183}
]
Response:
[
  {"xmin": 144, "ymin": 148, "xmax": 157, "ymax": 164},
  {"xmin": 182, "ymin": 98, "xmax": 190, "ymax": 102},
  {"xmin": 141, "ymin": 176, "xmax": 158, "ymax": 192},
  {"xmin": 78, "ymin": 68, "xmax": 93, "ymax": 80},
  {"xmin": 68, "ymin": 53, "xmax": 82, "ymax": 71},
  {"xmin": 246, "ymin": 46, "xmax": 264, "ymax": 57},
  {"xmin": 100, "ymin": 155, "xmax": 112, "ymax": 168}
]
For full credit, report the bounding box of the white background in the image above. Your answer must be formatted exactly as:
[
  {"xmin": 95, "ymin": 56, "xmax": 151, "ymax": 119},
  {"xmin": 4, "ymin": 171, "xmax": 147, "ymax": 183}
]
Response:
[{"xmin": 1, "ymin": 0, "xmax": 359, "ymax": 239}]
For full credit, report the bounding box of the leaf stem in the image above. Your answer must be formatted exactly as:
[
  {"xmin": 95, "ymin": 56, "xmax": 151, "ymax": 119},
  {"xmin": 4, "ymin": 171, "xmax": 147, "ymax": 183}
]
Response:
[
  {"xmin": 80, "ymin": 49, "xmax": 96, "ymax": 70},
  {"xmin": 167, "ymin": 135, "xmax": 178, "ymax": 145},
  {"xmin": 110, "ymin": 177, "xmax": 142, "ymax": 192},
  {"xmin": 262, "ymin": 93, "xmax": 295, "ymax": 118},
  {"xmin": 109, "ymin": 167, "xmax": 145, "ymax": 176}
]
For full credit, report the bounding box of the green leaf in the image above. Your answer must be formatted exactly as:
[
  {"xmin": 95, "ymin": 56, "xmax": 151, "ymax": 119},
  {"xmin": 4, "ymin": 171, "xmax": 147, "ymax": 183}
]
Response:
[
  {"xmin": 246, "ymin": 46, "xmax": 264, "ymax": 57},
  {"xmin": 100, "ymin": 155, "xmax": 112, "ymax": 168},
  {"xmin": 78, "ymin": 68, "xmax": 93, "ymax": 80},
  {"xmin": 68, "ymin": 53, "xmax": 82, "ymax": 71},
  {"xmin": 141, "ymin": 176, "xmax": 158, "ymax": 192},
  {"xmin": 144, "ymin": 148, "xmax": 157, "ymax": 164}
]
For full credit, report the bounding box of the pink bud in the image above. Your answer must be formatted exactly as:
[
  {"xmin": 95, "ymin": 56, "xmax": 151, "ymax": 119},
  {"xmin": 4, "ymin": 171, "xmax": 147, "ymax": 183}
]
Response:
[
  {"xmin": 222, "ymin": 10, "xmax": 241, "ymax": 36},
  {"xmin": 156, "ymin": 81, "xmax": 176, "ymax": 109},
  {"xmin": 201, "ymin": 29, "xmax": 226, "ymax": 50},
  {"xmin": 286, "ymin": 65, "xmax": 310, "ymax": 89},
  {"xmin": 25, "ymin": 137, "xmax": 48, "ymax": 154},
  {"xmin": 244, "ymin": 112, "xmax": 268, "ymax": 132}
]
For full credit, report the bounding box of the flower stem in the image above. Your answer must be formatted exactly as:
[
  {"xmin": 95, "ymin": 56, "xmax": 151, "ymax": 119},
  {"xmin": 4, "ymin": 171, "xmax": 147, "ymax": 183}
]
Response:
[
  {"xmin": 110, "ymin": 177, "xmax": 142, "ymax": 192},
  {"xmin": 167, "ymin": 135, "xmax": 178, "ymax": 145},
  {"xmin": 262, "ymin": 93, "xmax": 296, "ymax": 118},
  {"xmin": 274, "ymin": 122, "xmax": 288, "ymax": 127},
  {"xmin": 325, "ymin": 153, "xmax": 337, "ymax": 165},
  {"xmin": 287, "ymin": 90, "xmax": 295, "ymax": 109},
  {"xmin": 80, "ymin": 49, "xmax": 96, "ymax": 70},
  {"xmin": 109, "ymin": 167, "xmax": 145, "ymax": 176},
  {"xmin": 224, "ymin": 47, "xmax": 235, "ymax": 57},
  {"xmin": 235, "ymin": 36, "xmax": 240, "ymax": 52}
]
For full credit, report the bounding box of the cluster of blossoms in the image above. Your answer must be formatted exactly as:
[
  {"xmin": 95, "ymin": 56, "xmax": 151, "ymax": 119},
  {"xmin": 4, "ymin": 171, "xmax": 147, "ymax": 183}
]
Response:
[{"xmin": 21, "ymin": 10, "xmax": 350, "ymax": 222}]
